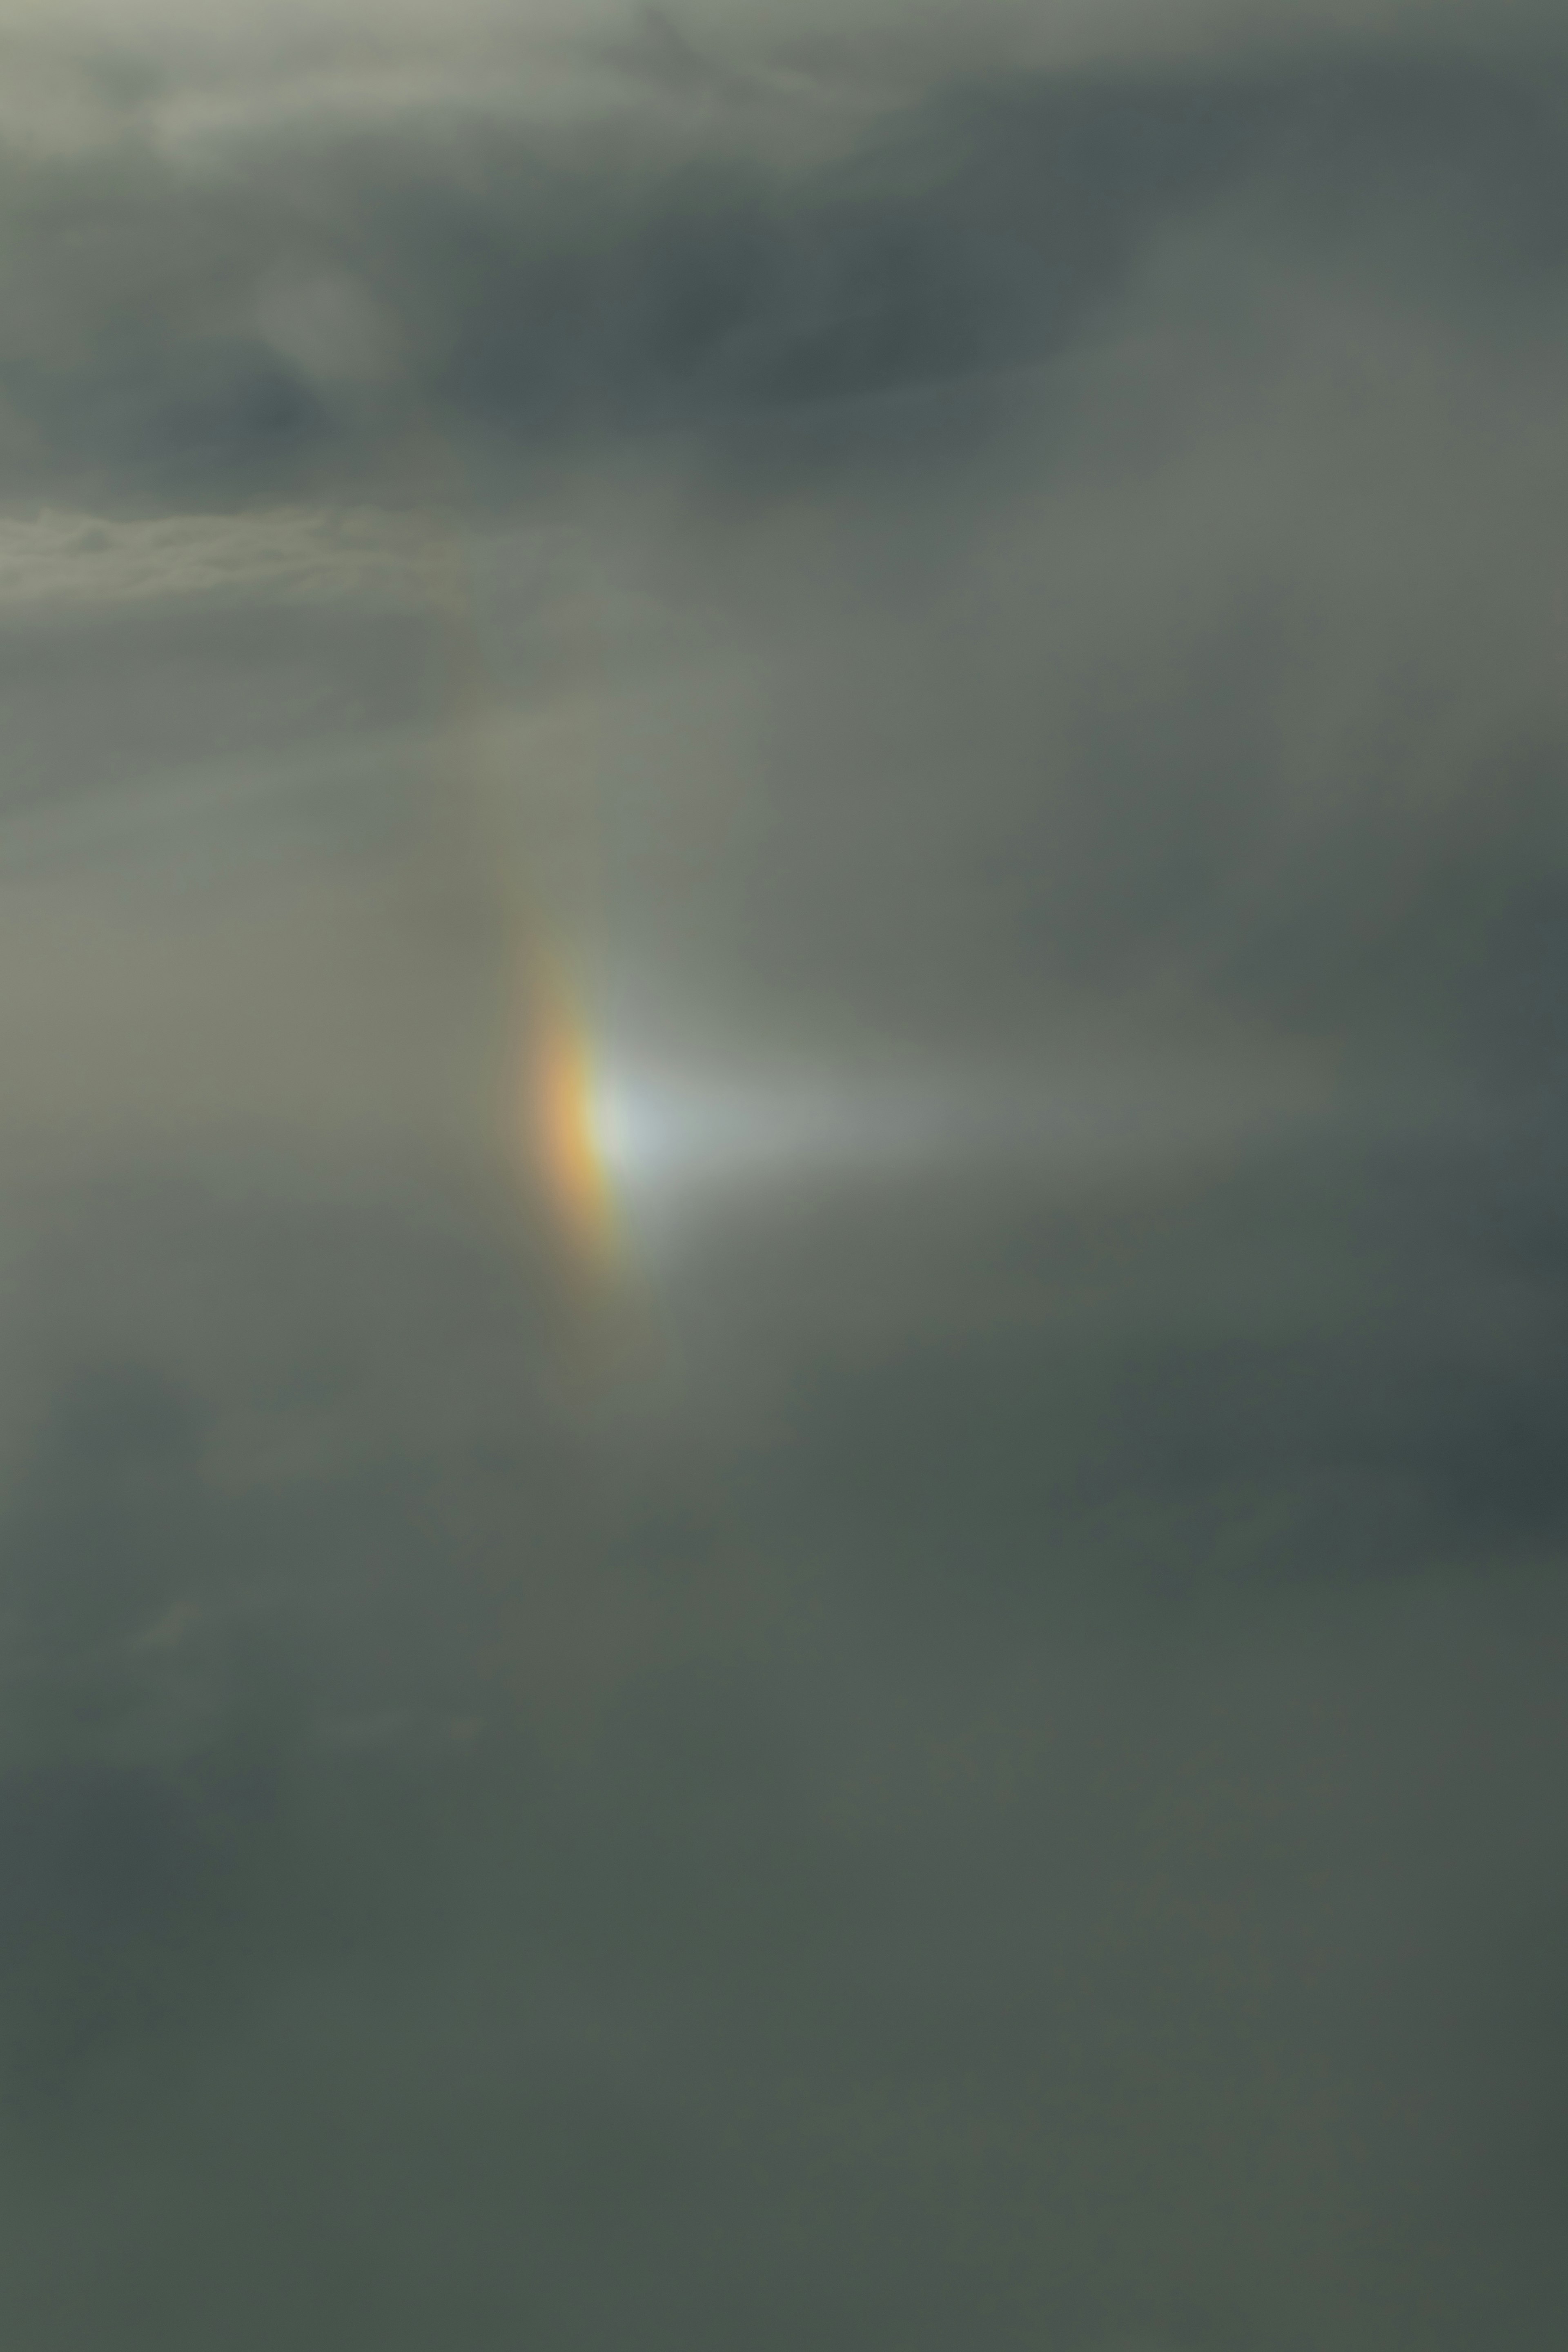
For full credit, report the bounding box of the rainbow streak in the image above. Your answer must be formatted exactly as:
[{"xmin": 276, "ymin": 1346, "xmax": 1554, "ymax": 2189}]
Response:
[
  {"xmin": 522, "ymin": 958, "xmax": 621, "ymax": 1275},
  {"xmin": 398, "ymin": 424, "xmax": 624, "ymax": 1289}
]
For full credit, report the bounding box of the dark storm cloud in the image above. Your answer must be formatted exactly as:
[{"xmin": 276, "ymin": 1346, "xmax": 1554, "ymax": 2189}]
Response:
[
  {"xmin": 2, "ymin": 9, "xmax": 1568, "ymax": 2351},
  {"xmin": 1, "ymin": 40, "xmax": 1566, "ymax": 501},
  {"xmin": 4, "ymin": 1184, "xmax": 1567, "ymax": 2349}
]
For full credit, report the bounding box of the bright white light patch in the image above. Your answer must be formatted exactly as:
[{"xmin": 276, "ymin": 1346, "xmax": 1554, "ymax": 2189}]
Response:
[
  {"xmin": 581, "ymin": 1042, "xmax": 1336, "ymax": 1254},
  {"xmin": 587, "ymin": 1068, "xmax": 920, "ymax": 1194}
]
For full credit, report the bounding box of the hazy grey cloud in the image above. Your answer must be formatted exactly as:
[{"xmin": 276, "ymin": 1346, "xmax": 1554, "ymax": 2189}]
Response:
[{"xmin": 1, "ymin": 7, "xmax": 1566, "ymax": 2349}]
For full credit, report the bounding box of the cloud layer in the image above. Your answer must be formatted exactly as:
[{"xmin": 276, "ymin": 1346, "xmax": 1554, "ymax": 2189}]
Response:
[{"xmin": 1, "ymin": 8, "xmax": 1567, "ymax": 2350}]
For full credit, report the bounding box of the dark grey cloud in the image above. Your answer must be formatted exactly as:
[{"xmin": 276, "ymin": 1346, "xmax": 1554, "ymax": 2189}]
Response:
[
  {"xmin": 1, "ymin": 11, "xmax": 1567, "ymax": 2351},
  {"xmin": 4, "ymin": 1180, "xmax": 1568, "ymax": 2350},
  {"xmin": 1, "ymin": 45, "xmax": 1566, "ymax": 502}
]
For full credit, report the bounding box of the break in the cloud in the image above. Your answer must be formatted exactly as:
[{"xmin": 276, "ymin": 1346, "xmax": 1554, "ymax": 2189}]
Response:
[{"xmin": 1, "ymin": 8, "xmax": 1567, "ymax": 2351}]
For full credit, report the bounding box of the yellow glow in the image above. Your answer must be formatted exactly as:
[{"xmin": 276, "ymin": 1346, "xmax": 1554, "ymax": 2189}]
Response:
[{"xmin": 526, "ymin": 983, "xmax": 617, "ymax": 1269}]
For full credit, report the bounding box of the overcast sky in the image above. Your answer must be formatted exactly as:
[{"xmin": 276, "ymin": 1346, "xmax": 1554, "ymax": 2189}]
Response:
[{"xmin": 1, "ymin": 6, "xmax": 1566, "ymax": 2349}]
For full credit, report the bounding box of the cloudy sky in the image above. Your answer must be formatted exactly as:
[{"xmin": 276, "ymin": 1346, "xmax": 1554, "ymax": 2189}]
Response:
[{"xmin": 1, "ymin": 2, "xmax": 1566, "ymax": 2346}]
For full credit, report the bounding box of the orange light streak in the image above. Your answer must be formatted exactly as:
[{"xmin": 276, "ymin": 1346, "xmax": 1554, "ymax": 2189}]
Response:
[{"xmin": 525, "ymin": 977, "xmax": 617, "ymax": 1270}]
